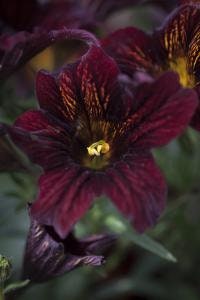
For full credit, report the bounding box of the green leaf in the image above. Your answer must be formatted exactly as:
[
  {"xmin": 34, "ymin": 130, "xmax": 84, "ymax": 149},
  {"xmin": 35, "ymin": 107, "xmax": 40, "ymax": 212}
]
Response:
[
  {"xmin": 104, "ymin": 213, "xmax": 176, "ymax": 262},
  {"xmin": 80, "ymin": 199, "xmax": 177, "ymax": 263},
  {"xmin": 4, "ymin": 279, "xmax": 30, "ymax": 295},
  {"xmin": 126, "ymin": 232, "xmax": 177, "ymax": 263}
]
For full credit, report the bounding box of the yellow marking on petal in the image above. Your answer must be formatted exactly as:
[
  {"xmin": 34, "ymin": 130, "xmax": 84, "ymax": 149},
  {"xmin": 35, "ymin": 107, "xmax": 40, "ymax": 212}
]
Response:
[
  {"xmin": 87, "ymin": 140, "xmax": 110, "ymax": 157},
  {"xmin": 29, "ymin": 47, "xmax": 55, "ymax": 71},
  {"xmin": 169, "ymin": 57, "xmax": 195, "ymax": 88},
  {"xmin": 60, "ymin": 74, "xmax": 77, "ymax": 120}
]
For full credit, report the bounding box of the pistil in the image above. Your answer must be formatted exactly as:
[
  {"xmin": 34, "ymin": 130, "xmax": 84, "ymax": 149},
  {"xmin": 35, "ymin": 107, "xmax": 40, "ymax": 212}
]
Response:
[{"xmin": 87, "ymin": 140, "xmax": 110, "ymax": 157}]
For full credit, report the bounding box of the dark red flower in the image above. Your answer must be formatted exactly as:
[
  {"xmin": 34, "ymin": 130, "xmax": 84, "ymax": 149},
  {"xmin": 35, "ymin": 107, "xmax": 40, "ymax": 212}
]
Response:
[
  {"xmin": 7, "ymin": 42, "xmax": 197, "ymax": 238},
  {"xmin": 102, "ymin": 4, "xmax": 200, "ymax": 130},
  {"xmin": 23, "ymin": 216, "xmax": 116, "ymax": 282}
]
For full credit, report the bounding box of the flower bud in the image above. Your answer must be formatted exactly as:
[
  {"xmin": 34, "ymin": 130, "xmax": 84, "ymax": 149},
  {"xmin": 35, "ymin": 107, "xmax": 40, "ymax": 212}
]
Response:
[
  {"xmin": 0, "ymin": 255, "xmax": 12, "ymax": 283},
  {"xmin": 23, "ymin": 217, "xmax": 117, "ymax": 283}
]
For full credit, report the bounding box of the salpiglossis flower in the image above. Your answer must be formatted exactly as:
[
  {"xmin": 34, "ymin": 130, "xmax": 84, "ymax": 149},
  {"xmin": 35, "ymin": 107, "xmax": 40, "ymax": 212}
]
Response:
[
  {"xmin": 7, "ymin": 39, "xmax": 197, "ymax": 238},
  {"xmin": 102, "ymin": 3, "xmax": 200, "ymax": 130}
]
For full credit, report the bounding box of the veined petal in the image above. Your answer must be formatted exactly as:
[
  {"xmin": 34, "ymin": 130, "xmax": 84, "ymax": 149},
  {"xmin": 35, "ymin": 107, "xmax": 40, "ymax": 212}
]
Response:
[
  {"xmin": 126, "ymin": 72, "xmax": 198, "ymax": 149},
  {"xmin": 102, "ymin": 27, "xmax": 157, "ymax": 76},
  {"xmin": 155, "ymin": 4, "xmax": 200, "ymax": 74},
  {"xmin": 58, "ymin": 66, "xmax": 78, "ymax": 121},
  {"xmin": 105, "ymin": 152, "xmax": 166, "ymax": 232},
  {"xmin": 31, "ymin": 166, "xmax": 102, "ymax": 238},
  {"xmin": 8, "ymin": 110, "xmax": 72, "ymax": 170},
  {"xmin": 36, "ymin": 70, "xmax": 77, "ymax": 122},
  {"xmin": 59, "ymin": 45, "xmax": 122, "ymax": 120}
]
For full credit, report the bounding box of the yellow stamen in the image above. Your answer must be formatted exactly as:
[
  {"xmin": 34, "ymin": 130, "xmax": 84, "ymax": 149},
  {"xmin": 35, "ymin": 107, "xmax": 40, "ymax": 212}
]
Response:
[
  {"xmin": 169, "ymin": 57, "xmax": 195, "ymax": 88},
  {"xmin": 87, "ymin": 140, "xmax": 110, "ymax": 157}
]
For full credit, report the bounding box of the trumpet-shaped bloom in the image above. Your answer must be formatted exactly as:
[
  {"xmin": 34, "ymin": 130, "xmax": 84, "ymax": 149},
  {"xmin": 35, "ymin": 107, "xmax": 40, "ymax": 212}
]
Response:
[
  {"xmin": 102, "ymin": 4, "xmax": 200, "ymax": 130},
  {"xmin": 8, "ymin": 43, "xmax": 197, "ymax": 238}
]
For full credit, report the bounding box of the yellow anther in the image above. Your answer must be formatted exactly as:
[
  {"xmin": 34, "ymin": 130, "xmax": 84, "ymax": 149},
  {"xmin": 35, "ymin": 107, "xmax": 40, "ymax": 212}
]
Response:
[{"xmin": 87, "ymin": 140, "xmax": 110, "ymax": 157}]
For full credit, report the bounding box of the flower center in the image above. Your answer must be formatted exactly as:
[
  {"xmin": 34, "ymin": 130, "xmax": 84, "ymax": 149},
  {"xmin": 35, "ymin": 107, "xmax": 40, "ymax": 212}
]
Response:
[
  {"xmin": 169, "ymin": 57, "xmax": 195, "ymax": 88},
  {"xmin": 87, "ymin": 140, "xmax": 110, "ymax": 157}
]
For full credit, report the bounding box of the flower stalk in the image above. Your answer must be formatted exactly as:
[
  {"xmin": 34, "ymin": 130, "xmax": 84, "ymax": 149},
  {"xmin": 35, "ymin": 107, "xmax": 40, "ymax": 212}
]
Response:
[{"xmin": 0, "ymin": 287, "xmax": 4, "ymax": 300}]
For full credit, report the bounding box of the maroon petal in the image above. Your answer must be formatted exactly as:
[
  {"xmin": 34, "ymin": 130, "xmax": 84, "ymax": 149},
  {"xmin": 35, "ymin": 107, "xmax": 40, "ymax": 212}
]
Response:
[
  {"xmin": 105, "ymin": 152, "xmax": 166, "ymax": 232},
  {"xmin": 127, "ymin": 72, "xmax": 198, "ymax": 148},
  {"xmin": 23, "ymin": 217, "xmax": 116, "ymax": 282},
  {"xmin": 102, "ymin": 27, "xmax": 157, "ymax": 76},
  {"xmin": 31, "ymin": 166, "xmax": 102, "ymax": 238},
  {"xmin": 8, "ymin": 110, "xmax": 72, "ymax": 170},
  {"xmin": 59, "ymin": 45, "xmax": 123, "ymax": 120},
  {"xmin": 58, "ymin": 66, "xmax": 79, "ymax": 121},
  {"xmin": 36, "ymin": 70, "xmax": 74, "ymax": 122},
  {"xmin": 154, "ymin": 4, "xmax": 200, "ymax": 74}
]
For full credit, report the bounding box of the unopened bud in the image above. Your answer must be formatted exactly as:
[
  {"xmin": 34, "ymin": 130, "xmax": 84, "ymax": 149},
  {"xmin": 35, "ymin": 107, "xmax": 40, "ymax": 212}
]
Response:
[{"xmin": 0, "ymin": 255, "xmax": 12, "ymax": 283}]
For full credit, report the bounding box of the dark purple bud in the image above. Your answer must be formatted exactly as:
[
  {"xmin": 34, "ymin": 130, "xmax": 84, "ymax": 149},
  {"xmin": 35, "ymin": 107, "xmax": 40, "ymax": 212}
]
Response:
[{"xmin": 23, "ymin": 217, "xmax": 116, "ymax": 283}]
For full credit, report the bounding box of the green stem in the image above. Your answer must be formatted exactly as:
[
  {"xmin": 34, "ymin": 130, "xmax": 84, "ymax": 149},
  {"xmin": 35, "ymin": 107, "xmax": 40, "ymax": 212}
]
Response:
[
  {"xmin": 0, "ymin": 287, "xmax": 5, "ymax": 300},
  {"xmin": 4, "ymin": 136, "xmax": 37, "ymax": 175}
]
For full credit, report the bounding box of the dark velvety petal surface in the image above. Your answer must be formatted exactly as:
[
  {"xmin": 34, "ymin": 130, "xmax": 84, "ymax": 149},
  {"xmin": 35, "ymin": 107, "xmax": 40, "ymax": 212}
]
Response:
[
  {"xmin": 59, "ymin": 45, "xmax": 125, "ymax": 120},
  {"xmin": 36, "ymin": 70, "xmax": 75, "ymax": 122},
  {"xmin": 126, "ymin": 72, "xmax": 198, "ymax": 148},
  {"xmin": 31, "ymin": 166, "xmax": 103, "ymax": 238},
  {"xmin": 58, "ymin": 66, "xmax": 78, "ymax": 121},
  {"xmin": 102, "ymin": 27, "xmax": 158, "ymax": 76},
  {"xmin": 23, "ymin": 218, "xmax": 116, "ymax": 282},
  {"xmin": 31, "ymin": 149, "xmax": 167, "ymax": 236},
  {"xmin": 8, "ymin": 110, "xmax": 72, "ymax": 170},
  {"xmin": 104, "ymin": 152, "xmax": 167, "ymax": 232}
]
